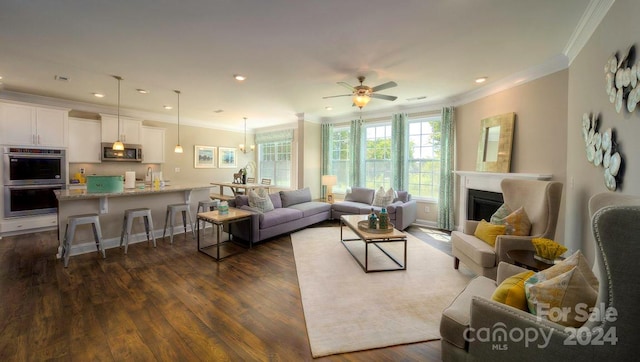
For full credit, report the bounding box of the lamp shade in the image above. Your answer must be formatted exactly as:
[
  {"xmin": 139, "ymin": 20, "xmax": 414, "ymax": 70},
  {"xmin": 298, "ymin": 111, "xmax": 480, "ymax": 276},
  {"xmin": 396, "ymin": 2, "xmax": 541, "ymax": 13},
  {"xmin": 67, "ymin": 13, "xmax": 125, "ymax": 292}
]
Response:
[
  {"xmin": 353, "ymin": 94, "xmax": 371, "ymax": 108},
  {"xmin": 321, "ymin": 175, "xmax": 337, "ymax": 186}
]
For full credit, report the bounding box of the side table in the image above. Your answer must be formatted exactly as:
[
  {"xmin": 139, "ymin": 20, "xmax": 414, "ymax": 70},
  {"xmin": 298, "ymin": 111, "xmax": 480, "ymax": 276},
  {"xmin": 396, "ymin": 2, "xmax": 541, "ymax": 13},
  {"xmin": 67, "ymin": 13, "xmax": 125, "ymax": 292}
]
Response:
[
  {"xmin": 507, "ymin": 249, "xmax": 558, "ymax": 272},
  {"xmin": 197, "ymin": 207, "xmax": 253, "ymax": 261}
]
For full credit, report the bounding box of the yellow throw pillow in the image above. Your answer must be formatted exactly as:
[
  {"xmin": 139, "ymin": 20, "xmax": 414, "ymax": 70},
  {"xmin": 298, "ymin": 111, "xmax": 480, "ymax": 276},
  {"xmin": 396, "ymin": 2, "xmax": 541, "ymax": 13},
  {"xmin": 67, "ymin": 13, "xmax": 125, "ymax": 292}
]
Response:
[
  {"xmin": 525, "ymin": 267, "xmax": 598, "ymax": 327},
  {"xmin": 473, "ymin": 220, "xmax": 506, "ymax": 247},
  {"xmin": 503, "ymin": 206, "xmax": 532, "ymax": 236},
  {"xmin": 492, "ymin": 270, "xmax": 535, "ymax": 311}
]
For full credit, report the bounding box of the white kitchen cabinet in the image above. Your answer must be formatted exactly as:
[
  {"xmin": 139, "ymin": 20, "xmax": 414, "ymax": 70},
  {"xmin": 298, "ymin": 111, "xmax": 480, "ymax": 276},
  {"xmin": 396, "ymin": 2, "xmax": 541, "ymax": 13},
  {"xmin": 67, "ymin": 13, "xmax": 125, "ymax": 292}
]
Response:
[
  {"xmin": 100, "ymin": 113, "xmax": 142, "ymax": 144},
  {"xmin": 68, "ymin": 118, "xmax": 102, "ymax": 163},
  {"xmin": 141, "ymin": 126, "xmax": 165, "ymax": 163},
  {"xmin": 0, "ymin": 101, "xmax": 68, "ymax": 147}
]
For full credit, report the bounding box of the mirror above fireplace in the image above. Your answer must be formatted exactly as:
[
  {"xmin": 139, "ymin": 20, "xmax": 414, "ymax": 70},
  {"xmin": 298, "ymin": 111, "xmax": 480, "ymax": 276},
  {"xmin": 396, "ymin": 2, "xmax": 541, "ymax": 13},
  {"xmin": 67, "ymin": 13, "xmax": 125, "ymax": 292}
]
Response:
[{"xmin": 476, "ymin": 112, "xmax": 515, "ymax": 173}]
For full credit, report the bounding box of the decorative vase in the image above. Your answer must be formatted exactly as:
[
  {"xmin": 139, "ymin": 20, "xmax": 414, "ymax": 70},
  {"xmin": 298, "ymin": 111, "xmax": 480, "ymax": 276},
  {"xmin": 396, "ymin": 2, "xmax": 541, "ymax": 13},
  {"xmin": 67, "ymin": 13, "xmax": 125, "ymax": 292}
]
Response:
[{"xmin": 242, "ymin": 174, "xmax": 246, "ymax": 184}]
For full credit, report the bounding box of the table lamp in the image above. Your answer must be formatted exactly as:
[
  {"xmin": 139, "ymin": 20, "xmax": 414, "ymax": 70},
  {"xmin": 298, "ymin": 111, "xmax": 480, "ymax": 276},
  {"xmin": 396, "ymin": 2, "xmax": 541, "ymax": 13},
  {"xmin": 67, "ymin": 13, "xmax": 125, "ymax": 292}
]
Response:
[{"xmin": 321, "ymin": 175, "xmax": 337, "ymax": 203}]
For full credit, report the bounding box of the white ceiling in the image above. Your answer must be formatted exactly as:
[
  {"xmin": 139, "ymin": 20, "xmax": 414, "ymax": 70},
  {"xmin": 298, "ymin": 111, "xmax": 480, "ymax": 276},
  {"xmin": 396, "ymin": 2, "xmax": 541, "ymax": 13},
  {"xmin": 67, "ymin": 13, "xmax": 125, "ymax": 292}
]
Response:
[{"xmin": 0, "ymin": 0, "xmax": 595, "ymax": 131}]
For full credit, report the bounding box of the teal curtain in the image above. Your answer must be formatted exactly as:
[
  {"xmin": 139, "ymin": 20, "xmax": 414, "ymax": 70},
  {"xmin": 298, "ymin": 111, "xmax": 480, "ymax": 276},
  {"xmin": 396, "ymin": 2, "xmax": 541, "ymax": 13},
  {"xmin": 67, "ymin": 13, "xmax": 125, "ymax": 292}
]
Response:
[
  {"xmin": 391, "ymin": 113, "xmax": 408, "ymax": 191},
  {"xmin": 438, "ymin": 106, "xmax": 455, "ymax": 231},
  {"xmin": 350, "ymin": 119, "xmax": 364, "ymax": 187},
  {"xmin": 321, "ymin": 123, "xmax": 333, "ymax": 198}
]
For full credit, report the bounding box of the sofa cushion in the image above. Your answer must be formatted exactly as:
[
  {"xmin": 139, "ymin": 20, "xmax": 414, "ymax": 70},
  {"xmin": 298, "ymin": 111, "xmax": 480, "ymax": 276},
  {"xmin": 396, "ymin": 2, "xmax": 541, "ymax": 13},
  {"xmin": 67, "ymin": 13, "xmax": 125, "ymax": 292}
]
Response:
[
  {"xmin": 287, "ymin": 201, "xmax": 331, "ymax": 218},
  {"xmin": 491, "ymin": 270, "xmax": 535, "ymax": 311},
  {"xmin": 440, "ymin": 276, "xmax": 497, "ymax": 349},
  {"xmin": 280, "ymin": 187, "xmax": 312, "ymax": 207},
  {"xmin": 345, "ymin": 187, "xmax": 374, "ymax": 205},
  {"xmin": 332, "ymin": 201, "xmax": 375, "ymax": 214},
  {"xmin": 270, "ymin": 192, "xmax": 282, "ymax": 209},
  {"xmin": 248, "ymin": 189, "xmax": 274, "ymax": 213},
  {"xmin": 373, "ymin": 187, "xmax": 396, "ymax": 207},
  {"xmin": 525, "ymin": 267, "xmax": 598, "ymax": 327},
  {"xmin": 395, "ymin": 190, "xmax": 410, "ymax": 203},
  {"xmin": 451, "ymin": 231, "xmax": 497, "ymax": 268},
  {"xmin": 384, "ymin": 200, "xmax": 404, "ymax": 213},
  {"xmin": 473, "ymin": 220, "xmax": 506, "ymax": 246},
  {"xmin": 239, "ymin": 205, "xmax": 263, "ymax": 214},
  {"xmin": 235, "ymin": 195, "xmax": 249, "ymax": 208},
  {"xmin": 259, "ymin": 208, "xmax": 303, "ymax": 229}
]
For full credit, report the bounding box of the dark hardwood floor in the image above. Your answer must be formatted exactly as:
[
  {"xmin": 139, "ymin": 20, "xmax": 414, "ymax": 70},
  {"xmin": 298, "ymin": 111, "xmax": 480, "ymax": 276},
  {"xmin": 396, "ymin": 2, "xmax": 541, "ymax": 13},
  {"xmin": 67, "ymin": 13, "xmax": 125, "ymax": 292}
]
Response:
[{"xmin": 0, "ymin": 222, "xmax": 447, "ymax": 361}]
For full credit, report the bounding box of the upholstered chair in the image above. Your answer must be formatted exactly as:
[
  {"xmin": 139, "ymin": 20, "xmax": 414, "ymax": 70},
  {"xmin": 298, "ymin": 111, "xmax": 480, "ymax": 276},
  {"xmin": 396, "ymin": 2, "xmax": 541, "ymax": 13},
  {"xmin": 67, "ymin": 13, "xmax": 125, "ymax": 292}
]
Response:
[
  {"xmin": 440, "ymin": 192, "xmax": 640, "ymax": 361},
  {"xmin": 452, "ymin": 179, "xmax": 563, "ymax": 280}
]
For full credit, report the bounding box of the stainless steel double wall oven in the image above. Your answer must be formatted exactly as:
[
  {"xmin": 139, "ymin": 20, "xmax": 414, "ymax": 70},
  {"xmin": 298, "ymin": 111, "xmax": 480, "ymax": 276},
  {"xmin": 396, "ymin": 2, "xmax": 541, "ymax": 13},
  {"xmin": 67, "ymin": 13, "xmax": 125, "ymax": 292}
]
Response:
[{"xmin": 3, "ymin": 147, "xmax": 66, "ymax": 217}]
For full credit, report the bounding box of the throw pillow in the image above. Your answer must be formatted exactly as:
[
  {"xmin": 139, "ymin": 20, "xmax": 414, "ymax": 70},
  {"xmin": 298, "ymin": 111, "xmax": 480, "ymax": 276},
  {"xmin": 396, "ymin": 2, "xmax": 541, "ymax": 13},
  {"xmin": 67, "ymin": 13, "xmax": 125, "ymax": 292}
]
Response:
[
  {"xmin": 490, "ymin": 204, "xmax": 512, "ymax": 225},
  {"xmin": 525, "ymin": 267, "xmax": 598, "ymax": 327},
  {"xmin": 526, "ymin": 250, "xmax": 599, "ymax": 292},
  {"xmin": 503, "ymin": 206, "xmax": 532, "ymax": 236},
  {"xmin": 491, "ymin": 270, "xmax": 536, "ymax": 311},
  {"xmin": 473, "ymin": 220, "xmax": 506, "ymax": 247},
  {"xmin": 248, "ymin": 188, "xmax": 274, "ymax": 213},
  {"xmin": 372, "ymin": 187, "xmax": 396, "ymax": 207}
]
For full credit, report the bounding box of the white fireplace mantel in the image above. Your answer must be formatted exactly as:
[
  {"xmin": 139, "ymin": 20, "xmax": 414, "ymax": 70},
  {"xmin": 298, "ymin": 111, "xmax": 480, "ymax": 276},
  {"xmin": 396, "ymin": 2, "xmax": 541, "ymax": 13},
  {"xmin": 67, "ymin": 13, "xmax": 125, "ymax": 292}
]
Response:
[{"xmin": 453, "ymin": 171, "xmax": 552, "ymax": 231}]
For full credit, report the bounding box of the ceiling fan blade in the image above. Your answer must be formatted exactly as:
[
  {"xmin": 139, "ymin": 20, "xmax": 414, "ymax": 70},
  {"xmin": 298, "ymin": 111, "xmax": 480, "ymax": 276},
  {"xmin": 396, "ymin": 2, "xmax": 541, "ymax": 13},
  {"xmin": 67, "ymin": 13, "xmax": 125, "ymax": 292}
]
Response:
[
  {"xmin": 370, "ymin": 93, "xmax": 398, "ymax": 101},
  {"xmin": 322, "ymin": 94, "xmax": 352, "ymax": 99},
  {"xmin": 337, "ymin": 82, "xmax": 355, "ymax": 91},
  {"xmin": 371, "ymin": 81, "xmax": 397, "ymax": 92}
]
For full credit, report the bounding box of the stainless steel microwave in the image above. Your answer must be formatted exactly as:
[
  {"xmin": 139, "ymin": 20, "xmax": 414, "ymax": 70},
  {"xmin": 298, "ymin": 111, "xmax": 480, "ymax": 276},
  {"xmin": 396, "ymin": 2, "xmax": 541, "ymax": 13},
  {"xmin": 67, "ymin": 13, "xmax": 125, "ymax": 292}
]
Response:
[{"xmin": 101, "ymin": 143, "xmax": 143, "ymax": 162}]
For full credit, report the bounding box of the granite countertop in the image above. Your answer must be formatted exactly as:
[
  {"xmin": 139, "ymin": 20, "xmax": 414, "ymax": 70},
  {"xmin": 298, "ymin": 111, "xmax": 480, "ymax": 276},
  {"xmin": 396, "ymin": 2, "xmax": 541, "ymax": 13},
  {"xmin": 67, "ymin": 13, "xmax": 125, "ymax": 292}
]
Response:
[{"xmin": 54, "ymin": 183, "xmax": 212, "ymax": 201}]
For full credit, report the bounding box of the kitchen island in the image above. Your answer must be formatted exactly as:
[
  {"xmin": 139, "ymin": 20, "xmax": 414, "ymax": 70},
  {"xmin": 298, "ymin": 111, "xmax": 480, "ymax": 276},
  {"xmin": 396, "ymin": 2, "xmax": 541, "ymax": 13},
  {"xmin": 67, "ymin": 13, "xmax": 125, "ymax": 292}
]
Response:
[{"xmin": 54, "ymin": 183, "xmax": 212, "ymax": 258}]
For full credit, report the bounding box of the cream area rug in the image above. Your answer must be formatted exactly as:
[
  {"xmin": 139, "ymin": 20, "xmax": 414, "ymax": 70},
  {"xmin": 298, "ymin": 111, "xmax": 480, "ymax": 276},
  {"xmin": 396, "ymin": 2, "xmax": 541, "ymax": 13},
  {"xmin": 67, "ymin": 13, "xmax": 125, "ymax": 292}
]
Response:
[{"xmin": 291, "ymin": 227, "xmax": 472, "ymax": 358}]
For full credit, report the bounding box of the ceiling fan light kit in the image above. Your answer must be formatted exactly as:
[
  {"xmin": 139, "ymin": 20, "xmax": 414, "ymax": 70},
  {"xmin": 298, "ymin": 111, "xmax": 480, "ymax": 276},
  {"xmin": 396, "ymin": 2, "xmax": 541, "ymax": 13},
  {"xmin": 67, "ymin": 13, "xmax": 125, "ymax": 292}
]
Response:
[{"xmin": 324, "ymin": 76, "xmax": 397, "ymax": 109}]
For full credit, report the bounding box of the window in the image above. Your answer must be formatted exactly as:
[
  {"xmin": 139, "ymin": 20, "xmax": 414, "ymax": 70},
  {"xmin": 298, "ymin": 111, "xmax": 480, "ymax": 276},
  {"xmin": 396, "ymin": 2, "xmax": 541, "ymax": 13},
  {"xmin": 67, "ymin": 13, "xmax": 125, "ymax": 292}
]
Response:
[
  {"xmin": 364, "ymin": 124, "xmax": 392, "ymax": 189},
  {"xmin": 258, "ymin": 141, "xmax": 292, "ymax": 188},
  {"xmin": 329, "ymin": 126, "xmax": 350, "ymax": 193},
  {"xmin": 407, "ymin": 117, "xmax": 441, "ymax": 199}
]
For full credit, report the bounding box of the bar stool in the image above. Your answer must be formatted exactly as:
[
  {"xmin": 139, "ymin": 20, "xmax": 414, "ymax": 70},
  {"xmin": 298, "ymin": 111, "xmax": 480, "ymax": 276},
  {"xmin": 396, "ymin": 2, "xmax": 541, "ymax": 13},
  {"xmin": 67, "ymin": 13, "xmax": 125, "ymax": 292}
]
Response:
[
  {"xmin": 62, "ymin": 213, "xmax": 106, "ymax": 267},
  {"xmin": 120, "ymin": 208, "xmax": 156, "ymax": 254},
  {"xmin": 197, "ymin": 199, "xmax": 220, "ymax": 236},
  {"xmin": 162, "ymin": 203, "xmax": 195, "ymax": 244}
]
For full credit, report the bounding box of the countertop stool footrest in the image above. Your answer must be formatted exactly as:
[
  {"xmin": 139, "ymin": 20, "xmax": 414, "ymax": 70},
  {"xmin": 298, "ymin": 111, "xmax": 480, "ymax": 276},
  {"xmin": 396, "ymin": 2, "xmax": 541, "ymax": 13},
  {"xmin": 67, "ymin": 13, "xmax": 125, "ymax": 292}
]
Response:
[
  {"xmin": 162, "ymin": 203, "xmax": 195, "ymax": 244},
  {"xmin": 120, "ymin": 208, "xmax": 156, "ymax": 254},
  {"xmin": 63, "ymin": 213, "xmax": 105, "ymax": 267}
]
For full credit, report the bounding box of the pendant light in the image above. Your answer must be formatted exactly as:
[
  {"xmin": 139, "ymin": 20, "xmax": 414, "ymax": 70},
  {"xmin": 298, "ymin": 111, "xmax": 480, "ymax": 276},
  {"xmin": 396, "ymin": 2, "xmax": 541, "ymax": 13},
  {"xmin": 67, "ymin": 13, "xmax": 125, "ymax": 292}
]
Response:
[
  {"xmin": 174, "ymin": 89, "xmax": 183, "ymax": 153},
  {"xmin": 112, "ymin": 76, "xmax": 125, "ymax": 151},
  {"xmin": 239, "ymin": 117, "xmax": 255, "ymax": 153}
]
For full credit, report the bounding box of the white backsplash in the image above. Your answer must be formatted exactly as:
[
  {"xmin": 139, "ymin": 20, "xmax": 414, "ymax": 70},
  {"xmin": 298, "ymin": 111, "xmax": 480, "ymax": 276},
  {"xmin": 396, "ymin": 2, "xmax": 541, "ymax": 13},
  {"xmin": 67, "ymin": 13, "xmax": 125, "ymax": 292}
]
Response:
[{"xmin": 69, "ymin": 162, "xmax": 161, "ymax": 182}]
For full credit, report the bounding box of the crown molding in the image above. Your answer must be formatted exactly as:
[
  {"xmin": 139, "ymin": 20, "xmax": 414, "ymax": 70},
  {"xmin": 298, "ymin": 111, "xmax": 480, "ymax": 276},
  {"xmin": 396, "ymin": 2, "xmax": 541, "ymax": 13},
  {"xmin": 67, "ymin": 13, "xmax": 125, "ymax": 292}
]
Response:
[{"xmin": 564, "ymin": 0, "xmax": 615, "ymax": 64}]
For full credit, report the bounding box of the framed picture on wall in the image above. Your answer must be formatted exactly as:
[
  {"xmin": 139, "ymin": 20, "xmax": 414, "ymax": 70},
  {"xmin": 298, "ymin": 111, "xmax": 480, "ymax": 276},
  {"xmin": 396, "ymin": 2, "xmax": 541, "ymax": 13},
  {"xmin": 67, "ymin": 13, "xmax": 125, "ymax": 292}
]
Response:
[
  {"xmin": 218, "ymin": 147, "xmax": 238, "ymax": 168},
  {"xmin": 194, "ymin": 145, "xmax": 217, "ymax": 168}
]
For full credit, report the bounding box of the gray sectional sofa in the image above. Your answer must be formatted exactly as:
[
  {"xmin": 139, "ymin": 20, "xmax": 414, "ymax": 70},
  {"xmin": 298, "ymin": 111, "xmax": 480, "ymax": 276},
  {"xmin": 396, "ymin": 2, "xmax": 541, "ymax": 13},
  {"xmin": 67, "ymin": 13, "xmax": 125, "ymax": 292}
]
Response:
[
  {"xmin": 228, "ymin": 187, "xmax": 332, "ymax": 244},
  {"xmin": 330, "ymin": 187, "xmax": 417, "ymax": 230},
  {"xmin": 226, "ymin": 186, "xmax": 417, "ymax": 244}
]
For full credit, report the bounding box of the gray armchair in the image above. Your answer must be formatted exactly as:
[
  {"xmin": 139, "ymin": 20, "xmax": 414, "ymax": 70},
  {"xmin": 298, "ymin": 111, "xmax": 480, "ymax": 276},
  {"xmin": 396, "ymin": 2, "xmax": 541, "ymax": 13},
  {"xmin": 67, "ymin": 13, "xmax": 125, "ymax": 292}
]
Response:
[
  {"xmin": 440, "ymin": 192, "xmax": 640, "ymax": 361},
  {"xmin": 452, "ymin": 179, "xmax": 563, "ymax": 280}
]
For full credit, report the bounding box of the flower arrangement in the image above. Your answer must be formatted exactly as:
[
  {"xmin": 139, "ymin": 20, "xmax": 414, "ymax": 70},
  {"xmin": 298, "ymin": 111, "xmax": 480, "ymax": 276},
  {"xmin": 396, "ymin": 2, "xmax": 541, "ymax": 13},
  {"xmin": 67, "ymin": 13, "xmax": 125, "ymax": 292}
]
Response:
[{"xmin": 531, "ymin": 238, "xmax": 567, "ymax": 263}]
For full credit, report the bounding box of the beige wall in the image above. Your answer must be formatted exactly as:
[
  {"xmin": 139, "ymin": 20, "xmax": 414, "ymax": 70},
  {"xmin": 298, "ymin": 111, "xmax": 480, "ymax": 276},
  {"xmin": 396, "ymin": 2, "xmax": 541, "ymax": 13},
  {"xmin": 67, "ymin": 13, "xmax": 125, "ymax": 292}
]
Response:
[
  {"xmin": 565, "ymin": 0, "xmax": 640, "ymax": 263},
  {"xmin": 455, "ymin": 70, "xmax": 568, "ymax": 233},
  {"xmin": 143, "ymin": 120, "xmax": 256, "ymax": 186}
]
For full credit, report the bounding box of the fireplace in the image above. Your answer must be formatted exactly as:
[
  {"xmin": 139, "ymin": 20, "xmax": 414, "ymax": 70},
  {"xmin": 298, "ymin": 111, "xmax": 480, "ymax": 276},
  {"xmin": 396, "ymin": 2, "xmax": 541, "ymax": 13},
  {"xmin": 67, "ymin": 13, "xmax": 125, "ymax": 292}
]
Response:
[{"xmin": 467, "ymin": 189, "xmax": 503, "ymax": 221}]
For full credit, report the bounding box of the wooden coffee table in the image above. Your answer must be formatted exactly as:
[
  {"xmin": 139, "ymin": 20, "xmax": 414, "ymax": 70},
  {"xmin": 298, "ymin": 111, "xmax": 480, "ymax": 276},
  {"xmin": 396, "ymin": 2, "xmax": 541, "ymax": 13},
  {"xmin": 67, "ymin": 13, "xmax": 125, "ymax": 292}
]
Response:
[
  {"xmin": 197, "ymin": 207, "xmax": 253, "ymax": 261},
  {"xmin": 340, "ymin": 214, "xmax": 407, "ymax": 273}
]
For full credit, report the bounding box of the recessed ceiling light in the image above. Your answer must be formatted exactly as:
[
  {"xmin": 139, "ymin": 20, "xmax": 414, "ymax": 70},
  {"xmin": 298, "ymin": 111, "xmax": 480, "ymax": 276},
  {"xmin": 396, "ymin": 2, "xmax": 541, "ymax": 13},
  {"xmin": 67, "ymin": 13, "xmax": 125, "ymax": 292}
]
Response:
[
  {"xmin": 406, "ymin": 96, "xmax": 427, "ymax": 101},
  {"xmin": 136, "ymin": 89, "xmax": 149, "ymax": 94},
  {"xmin": 0, "ymin": 76, "xmax": 3, "ymax": 80},
  {"xmin": 475, "ymin": 77, "xmax": 488, "ymax": 84},
  {"xmin": 54, "ymin": 75, "xmax": 70, "ymax": 82},
  {"xmin": 234, "ymin": 74, "xmax": 246, "ymax": 81},
  {"xmin": 213, "ymin": 109, "xmax": 224, "ymax": 113},
  {"xmin": 325, "ymin": 106, "xmax": 333, "ymax": 111},
  {"xmin": 92, "ymin": 92, "xmax": 105, "ymax": 98},
  {"xmin": 163, "ymin": 105, "xmax": 173, "ymax": 110}
]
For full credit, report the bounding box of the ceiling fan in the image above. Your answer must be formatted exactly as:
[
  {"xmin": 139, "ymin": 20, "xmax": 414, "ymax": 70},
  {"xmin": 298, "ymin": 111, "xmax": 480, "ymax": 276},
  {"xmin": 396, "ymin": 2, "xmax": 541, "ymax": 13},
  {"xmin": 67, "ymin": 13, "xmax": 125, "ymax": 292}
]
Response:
[{"xmin": 323, "ymin": 76, "xmax": 398, "ymax": 109}]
